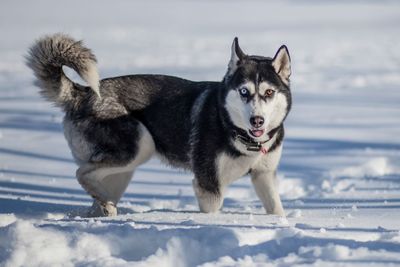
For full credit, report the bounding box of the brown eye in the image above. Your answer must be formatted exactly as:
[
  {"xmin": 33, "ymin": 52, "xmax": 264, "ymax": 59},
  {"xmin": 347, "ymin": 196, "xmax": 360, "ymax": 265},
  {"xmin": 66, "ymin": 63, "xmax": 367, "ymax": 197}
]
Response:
[{"xmin": 265, "ymin": 89, "xmax": 275, "ymax": 97}]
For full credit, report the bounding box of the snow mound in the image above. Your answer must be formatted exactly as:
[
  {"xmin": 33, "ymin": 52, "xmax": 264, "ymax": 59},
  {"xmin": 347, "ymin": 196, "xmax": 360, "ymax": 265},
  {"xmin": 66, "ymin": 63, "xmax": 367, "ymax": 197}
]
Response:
[
  {"xmin": 298, "ymin": 243, "xmax": 350, "ymax": 260},
  {"xmin": 279, "ymin": 176, "xmax": 306, "ymax": 199},
  {"xmin": 330, "ymin": 157, "xmax": 397, "ymax": 178},
  {"xmin": 0, "ymin": 220, "xmax": 240, "ymax": 267},
  {"xmin": 0, "ymin": 214, "xmax": 17, "ymax": 227}
]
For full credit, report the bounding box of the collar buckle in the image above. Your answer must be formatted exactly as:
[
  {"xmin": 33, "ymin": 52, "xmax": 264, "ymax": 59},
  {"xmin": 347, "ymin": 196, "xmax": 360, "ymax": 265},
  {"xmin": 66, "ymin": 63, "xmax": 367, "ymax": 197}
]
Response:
[
  {"xmin": 246, "ymin": 142, "xmax": 262, "ymax": 152},
  {"xmin": 232, "ymin": 130, "xmax": 269, "ymax": 152}
]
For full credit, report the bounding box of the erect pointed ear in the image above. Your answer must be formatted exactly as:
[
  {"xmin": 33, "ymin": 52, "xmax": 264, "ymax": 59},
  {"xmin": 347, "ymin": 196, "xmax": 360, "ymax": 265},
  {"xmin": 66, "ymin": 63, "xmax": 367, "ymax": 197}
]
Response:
[
  {"xmin": 227, "ymin": 37, "xmax": 245, "ymax": 75},
  {"xmin": 272, "ymin": 45, "xmax": 291, "ymax": 85}
]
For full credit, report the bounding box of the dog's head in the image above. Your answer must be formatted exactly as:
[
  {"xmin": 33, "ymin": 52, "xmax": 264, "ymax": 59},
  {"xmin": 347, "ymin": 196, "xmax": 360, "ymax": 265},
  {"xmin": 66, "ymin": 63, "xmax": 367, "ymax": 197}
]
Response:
[{"xmin": 223, "ymin": 38, "xmax": 292, "ymax": 141}]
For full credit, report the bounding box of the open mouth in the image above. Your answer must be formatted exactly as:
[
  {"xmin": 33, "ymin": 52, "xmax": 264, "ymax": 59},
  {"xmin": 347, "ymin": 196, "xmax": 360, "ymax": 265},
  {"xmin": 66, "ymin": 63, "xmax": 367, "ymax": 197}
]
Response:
[{"xmin": 249, "ymin": 129, "xmax": 265, "ymax": 138}]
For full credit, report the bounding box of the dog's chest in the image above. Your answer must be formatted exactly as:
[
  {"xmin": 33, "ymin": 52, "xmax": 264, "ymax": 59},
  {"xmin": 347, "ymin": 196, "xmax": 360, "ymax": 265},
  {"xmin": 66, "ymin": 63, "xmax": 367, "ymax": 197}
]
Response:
[{"xmin": 216, "ymin": 152, "xmax": 263, "ymax": 186}]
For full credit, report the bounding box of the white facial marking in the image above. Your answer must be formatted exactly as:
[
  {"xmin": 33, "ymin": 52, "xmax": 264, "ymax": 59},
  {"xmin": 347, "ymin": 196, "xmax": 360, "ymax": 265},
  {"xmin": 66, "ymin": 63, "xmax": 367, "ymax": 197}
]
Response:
[
  {"xmin": 267, "ymin": 92, "xmax": 288, "ymax": 129},
  {"xmin": 225, "ymin": 80, "xmax": 288, "ymax": 140},
  {"xmin": 225, "ymin": 81, "xmax": 255, "ymax": 130},
  {"xmin": 243, "ymin": 81, "xmax": 256, "ymax": 95},
  {"xmin": 258, "ymin": 81, "xmax": 273, "ymax": 96},
  {"xmin": 236, "ymin": 81, "xmax": 256, "ymax": 98}
]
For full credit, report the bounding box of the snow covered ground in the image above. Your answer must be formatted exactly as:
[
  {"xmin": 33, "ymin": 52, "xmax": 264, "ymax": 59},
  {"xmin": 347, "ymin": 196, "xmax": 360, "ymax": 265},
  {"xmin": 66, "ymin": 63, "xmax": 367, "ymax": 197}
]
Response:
[{"xmin": 1, "ymin": 0, "xmax": 400, "ymax": 266}]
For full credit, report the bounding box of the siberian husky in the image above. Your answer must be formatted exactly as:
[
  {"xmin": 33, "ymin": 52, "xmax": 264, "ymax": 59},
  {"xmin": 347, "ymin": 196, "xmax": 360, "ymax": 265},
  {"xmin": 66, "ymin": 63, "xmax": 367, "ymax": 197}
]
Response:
[{"xmin": 27, "ymin": 34, "xmax": 292, "ymax": 217}]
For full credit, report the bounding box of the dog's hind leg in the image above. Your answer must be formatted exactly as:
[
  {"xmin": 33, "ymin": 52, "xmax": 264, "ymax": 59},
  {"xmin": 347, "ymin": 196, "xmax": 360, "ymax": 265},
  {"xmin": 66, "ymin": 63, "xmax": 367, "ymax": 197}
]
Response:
[
  {"xmin": 84, "ymin": 170, "xmax": 134, "ymax": 217},
  {"xmin": 77, "ymin": 124, "xmax": 155, "ymax": 217}
]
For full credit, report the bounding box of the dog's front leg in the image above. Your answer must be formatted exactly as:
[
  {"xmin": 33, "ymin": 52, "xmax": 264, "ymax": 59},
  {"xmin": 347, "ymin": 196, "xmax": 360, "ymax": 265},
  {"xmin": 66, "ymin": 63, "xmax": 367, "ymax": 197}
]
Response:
[
  {"xmin": 251, "ymin": 169, "xmax": 285, "ymax": 216},
  {"xmin": 192, "ymin": 178, "xmax": 224, "ymax": 213}
]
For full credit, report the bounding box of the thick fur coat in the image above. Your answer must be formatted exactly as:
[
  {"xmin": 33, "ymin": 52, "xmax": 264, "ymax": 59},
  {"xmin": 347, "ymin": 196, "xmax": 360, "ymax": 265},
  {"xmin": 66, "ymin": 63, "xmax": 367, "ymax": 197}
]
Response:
[{"xmin": 27, "ymin": 34, "xmax": 292, "ymax": 217}]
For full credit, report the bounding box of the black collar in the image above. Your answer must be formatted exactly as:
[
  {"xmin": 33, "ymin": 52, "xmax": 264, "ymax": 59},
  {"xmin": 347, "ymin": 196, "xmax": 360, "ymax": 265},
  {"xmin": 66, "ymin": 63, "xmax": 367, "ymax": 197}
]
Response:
[{"xmin": 232, "ymin": 126, "xmax": 281, "ymax": 152}]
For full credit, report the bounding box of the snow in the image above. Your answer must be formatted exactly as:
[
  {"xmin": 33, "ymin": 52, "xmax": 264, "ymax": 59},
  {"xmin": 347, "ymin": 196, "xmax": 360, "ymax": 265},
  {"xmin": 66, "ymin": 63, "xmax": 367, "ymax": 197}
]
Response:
[
  {"xmin": 330, "ymin": 157, "xmax": 397, "ymax": 179},
  {"xmin": 1, "ymin": 0, "xmax": 400, "ymax": 266}
]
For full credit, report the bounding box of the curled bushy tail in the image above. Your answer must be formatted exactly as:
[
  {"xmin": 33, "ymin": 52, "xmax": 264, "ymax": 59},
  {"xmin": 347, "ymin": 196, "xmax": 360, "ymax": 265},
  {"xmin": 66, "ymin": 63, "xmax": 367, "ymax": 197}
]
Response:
[{"xmin": 26, "ymin": 33, "xmax": 100, "ymax": 106}]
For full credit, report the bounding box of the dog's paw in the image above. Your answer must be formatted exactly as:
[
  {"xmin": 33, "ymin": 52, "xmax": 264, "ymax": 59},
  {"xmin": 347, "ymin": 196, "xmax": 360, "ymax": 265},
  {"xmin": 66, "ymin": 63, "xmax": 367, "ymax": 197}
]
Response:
[{"xmin": 87, "ymin": 200, "xmax": 117, "ymax": 217}]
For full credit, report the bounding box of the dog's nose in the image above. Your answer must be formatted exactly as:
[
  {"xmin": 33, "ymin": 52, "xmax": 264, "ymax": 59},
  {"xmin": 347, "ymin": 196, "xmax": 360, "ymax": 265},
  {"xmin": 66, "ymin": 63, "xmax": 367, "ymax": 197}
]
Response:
[{"xmin": 250, "ymin": 116, "xmax": 264, "ymax": 128}]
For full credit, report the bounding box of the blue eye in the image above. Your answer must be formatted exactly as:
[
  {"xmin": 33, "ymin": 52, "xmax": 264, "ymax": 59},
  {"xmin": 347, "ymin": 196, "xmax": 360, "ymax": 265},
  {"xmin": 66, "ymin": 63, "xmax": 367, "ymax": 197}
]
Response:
[{"xmin": 239, "ymin": 87, "xmax": 249, "ymax": 97}]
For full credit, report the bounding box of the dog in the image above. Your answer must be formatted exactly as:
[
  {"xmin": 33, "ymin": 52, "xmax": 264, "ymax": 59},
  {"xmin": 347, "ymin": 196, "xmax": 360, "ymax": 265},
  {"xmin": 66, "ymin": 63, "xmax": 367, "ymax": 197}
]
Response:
[{"xmin": 26, "ymin": 34, "xmax": 292, "ymax": 217}]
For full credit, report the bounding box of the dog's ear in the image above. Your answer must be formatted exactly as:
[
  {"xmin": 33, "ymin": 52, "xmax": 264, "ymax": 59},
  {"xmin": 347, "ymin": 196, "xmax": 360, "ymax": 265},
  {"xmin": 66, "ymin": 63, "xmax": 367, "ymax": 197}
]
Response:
[
  {"xmin": 272, "ymin": 45, "xmax": 291, "ymax": 85},
  {"xmin": 227, "ymin": 37, "xmax": 245, "ymax": 75}
]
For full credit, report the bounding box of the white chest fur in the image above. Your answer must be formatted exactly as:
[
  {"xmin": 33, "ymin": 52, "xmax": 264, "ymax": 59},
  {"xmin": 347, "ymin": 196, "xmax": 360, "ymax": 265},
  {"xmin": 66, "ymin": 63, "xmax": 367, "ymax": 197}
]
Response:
[
  {"xmin": 216, "ymin": 151, "xmax": 261, "ymax": 187},
  {"xmin": 216, "ymin": 143, "xmax": 283, "ymax": 188}
]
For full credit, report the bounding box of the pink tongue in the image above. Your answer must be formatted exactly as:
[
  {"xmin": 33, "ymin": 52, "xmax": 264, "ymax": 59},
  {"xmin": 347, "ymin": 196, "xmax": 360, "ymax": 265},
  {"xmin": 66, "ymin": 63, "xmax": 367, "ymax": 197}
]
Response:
[{"xmin": 252, "ymin": 130, "xmax": 264, "ymax": 137}]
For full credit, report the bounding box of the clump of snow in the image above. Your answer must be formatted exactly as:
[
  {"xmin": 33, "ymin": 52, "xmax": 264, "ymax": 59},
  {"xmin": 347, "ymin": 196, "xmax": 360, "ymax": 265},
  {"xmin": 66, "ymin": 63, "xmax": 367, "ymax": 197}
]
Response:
[
  {"xmin": 380, "ymin": 231, "xmax": 400, "ymax": 242},
  {"xmin": 0, "ymin": 214, "xmax": 17, "ymax": 227},
  {"xmin": 287, "ymin": 209, "xmax": 302, "ymax": 218},
  {"xmin": 199, "ymin": 254, "xmax": 269, "ymax": 267},
  {"xmin": 274, "ymin": 227, "xmax": 302, "ymax": 240},
  {"xmin": 2, "ymin": 220, "xmax": 74, "ymax": 267},
  {"xmin": 336, "ymin": 223, "xmax": 346, "ymax": 228},
  {"xmin": 234, "ymin": 229, "xmax": 276, "ymax": 247},
  {"xmin": 279, "ymin": 176, "xmax": 306, "ymax": 199},
  {"xmin": 278, "ymin": 216, "xmax": 289, "ymax": 226},
  {"xmin": 45, "ymin": 213, "xmax": 65, "ymax": 220},
  {"xmin": 321, "ymin": 180, "xmax": 332, "ymax": 191},
  {"xmin": 299, "ymin": 243, "xmax": 350, "ymax": 260},
  {"xmin": 330, "ymin": 157, "xmax": 396, "ymax": 178}
]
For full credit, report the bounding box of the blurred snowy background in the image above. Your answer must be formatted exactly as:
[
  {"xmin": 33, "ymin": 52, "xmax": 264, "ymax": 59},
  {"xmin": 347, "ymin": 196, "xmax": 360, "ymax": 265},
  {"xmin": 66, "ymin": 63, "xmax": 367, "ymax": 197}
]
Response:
[{"xmin": 0, "ymin": 1, "xmax": 400, "ymax": 266}]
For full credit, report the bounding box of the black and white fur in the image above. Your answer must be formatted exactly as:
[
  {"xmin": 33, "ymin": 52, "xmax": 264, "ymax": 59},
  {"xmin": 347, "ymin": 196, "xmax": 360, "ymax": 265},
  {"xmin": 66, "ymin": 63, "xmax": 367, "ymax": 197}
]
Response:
[{"xmin": 26, "ymin": 34, "xmax": 292, "ymax": 217}]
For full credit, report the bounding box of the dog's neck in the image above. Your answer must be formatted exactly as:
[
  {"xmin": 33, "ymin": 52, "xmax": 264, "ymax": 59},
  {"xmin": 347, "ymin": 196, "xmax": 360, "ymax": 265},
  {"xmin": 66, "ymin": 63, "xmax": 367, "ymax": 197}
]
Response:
[{"xmin": 231, "ymin": 125, "xmax": 282, "ymax": 153}]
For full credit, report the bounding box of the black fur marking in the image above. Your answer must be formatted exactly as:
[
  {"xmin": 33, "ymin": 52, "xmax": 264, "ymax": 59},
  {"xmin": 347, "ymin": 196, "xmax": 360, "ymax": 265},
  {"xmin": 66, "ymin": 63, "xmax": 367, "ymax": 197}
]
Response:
[
  {"xmin": 268, "ymin": 126, "xmax": 284, "ymax": 153},
  {"xmin": 84, "ymin": 116, "xmax": 140, "ymax": 165}
]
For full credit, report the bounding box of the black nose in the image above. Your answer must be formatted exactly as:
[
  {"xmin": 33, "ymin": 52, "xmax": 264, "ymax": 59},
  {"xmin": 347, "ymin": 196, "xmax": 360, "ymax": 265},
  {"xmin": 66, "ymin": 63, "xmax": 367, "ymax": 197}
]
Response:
[{"xmin": 250, "ymin": 116, "xmax": 264, "ymax": 128}]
